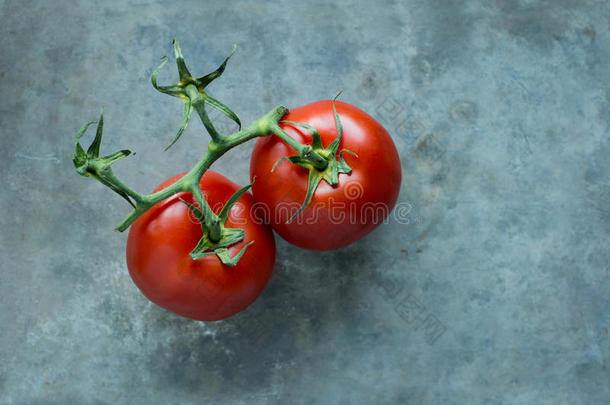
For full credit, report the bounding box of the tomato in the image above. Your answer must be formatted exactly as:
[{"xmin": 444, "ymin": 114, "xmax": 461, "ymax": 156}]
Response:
[
  {"xmin": 250, "ymin": 100, "xmax": 401, "ymax": 250},
  {"xmin": 126, "ymin": 171, "xmax": 276, "ymax": 321}
]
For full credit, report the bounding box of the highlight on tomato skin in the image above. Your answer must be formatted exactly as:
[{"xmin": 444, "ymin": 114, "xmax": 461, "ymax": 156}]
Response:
[
  {"xmin": 126, "ymin": 171, "xmax": 276, "ymax": 321},
  {"xmin": 250, "ymin": 100, "xmax": 402, "ymax": 251}
]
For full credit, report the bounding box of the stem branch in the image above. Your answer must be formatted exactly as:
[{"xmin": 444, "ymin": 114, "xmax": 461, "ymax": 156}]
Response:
[
  {"xmin": 113, "ymin": 105, "xmax": 291, "ymax": 231},
  {"xmin": 100, "ymin": 169, "xmax": 144, "ymax": 204},
  {"xmin": 184, "ymin": 84, "xmax": 222, "ymax": 143}
]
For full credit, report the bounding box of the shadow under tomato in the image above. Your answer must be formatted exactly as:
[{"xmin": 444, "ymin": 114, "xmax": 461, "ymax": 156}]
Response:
[{"xmin": 140, "ymin": 237, "xmax": 382, "ymax": 396}]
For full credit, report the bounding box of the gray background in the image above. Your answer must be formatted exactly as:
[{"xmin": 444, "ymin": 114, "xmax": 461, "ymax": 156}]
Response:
[{"xmin": 1, "ymin": 0, "xmax": 609, "ymax": 404}]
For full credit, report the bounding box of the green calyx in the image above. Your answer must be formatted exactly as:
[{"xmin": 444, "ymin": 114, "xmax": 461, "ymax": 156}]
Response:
[
  {"xmin": 72, "ymin": 108, "xmax": 138, "ymax": 207},
  {"xmin": 152, "ymin": 40, "xmax": 242, "ymax": 150},
  {"xmin": 272, "ymin": 98, "xmax": 358, "ymax": 223},
  {"xmin": 179, "ymin": 182, "xmax": 254, "ymax": 266}
]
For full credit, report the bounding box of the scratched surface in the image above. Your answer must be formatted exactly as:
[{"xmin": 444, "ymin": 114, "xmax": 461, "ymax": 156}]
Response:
[{"xmin": 1, "ymin": 0, "xmax": 609, "ymax": 404}]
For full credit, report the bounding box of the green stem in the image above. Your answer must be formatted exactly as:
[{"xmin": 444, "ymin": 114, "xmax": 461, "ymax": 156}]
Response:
[
  {"xmin": 184, "ymin": 84, "xmax": 222, "ymax": 143},
  {"xmin": 99, "ymin": 169, "xmax": 144, "ymax": 203},
  {"xmin": 76, "ymin": 41, "xmax": 345, "ymax": 264},
  {"xmin": 114, "ymin": 105, "xmax": 291, "ymax": 233},
  {"xmin": 191, "ymin": 183, "xmax": 222, "ymax": 242},
  {"xmin": 268, "ymin": 123, "xmax": 328, "ymax": 171}
]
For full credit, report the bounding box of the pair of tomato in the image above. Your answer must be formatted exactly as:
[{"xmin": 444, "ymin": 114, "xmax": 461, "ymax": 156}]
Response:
[{"xmin": 126, "ymin": 100, "xmax": 401, "ymax": 321}]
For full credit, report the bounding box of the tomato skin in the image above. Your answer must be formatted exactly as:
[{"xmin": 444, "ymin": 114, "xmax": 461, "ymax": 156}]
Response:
[
  {"xmin": 126, "ymin": 171, "xmax": 275, "ymax": 321},
  {"xmin": 250, "ymin": 100, "xmax": 401, "ymax": 250}
]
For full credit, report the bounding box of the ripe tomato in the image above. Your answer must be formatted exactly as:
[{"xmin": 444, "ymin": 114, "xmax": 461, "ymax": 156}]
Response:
[
  {"xmin": 126, "ymin": 171, "xmax": 275, "ymax": 321},
  {"xmin": 250, "ymin": 100, "xmax": 401, "ymax": 250}
]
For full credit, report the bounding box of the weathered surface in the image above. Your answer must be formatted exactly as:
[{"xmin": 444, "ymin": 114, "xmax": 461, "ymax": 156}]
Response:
[{"xmin": 1, "ymin": 0, "xmax": 608, "ymax": 403}]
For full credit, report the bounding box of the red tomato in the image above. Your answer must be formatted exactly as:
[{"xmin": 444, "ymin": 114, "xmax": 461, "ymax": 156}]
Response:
[
  {"xmin": 126, "ymin": 171, "xmax": 276, "ymax": 321},
  {"xmin": 250, "ymin": 100, "xmax": 401, "ymax": 250}
]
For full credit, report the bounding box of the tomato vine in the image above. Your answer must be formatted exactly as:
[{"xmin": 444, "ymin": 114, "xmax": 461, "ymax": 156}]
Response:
[{"xmin": 73, "ymin": 40, "xmax": 347, "ymax": 265}]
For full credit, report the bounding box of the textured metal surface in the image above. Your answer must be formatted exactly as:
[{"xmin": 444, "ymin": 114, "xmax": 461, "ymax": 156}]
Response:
[{"xmin": 1, "ymin": 0, "xmax": 609, "ymax": 404}]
